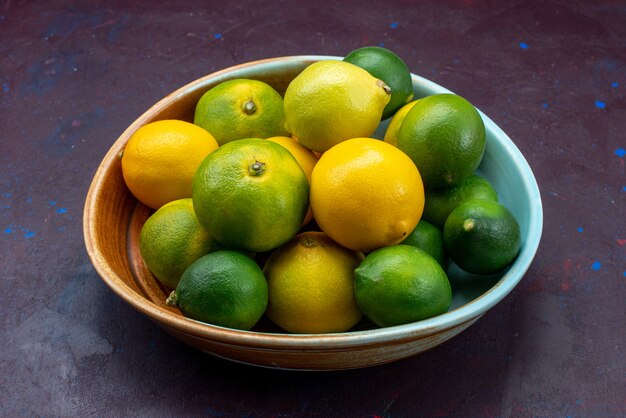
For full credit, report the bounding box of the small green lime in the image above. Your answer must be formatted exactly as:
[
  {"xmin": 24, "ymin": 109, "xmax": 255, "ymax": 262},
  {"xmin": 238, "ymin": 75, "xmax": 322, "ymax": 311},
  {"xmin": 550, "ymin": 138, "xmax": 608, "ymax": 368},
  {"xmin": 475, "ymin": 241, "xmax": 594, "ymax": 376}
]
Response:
[
  {"xmin": 444, "ymin": 200, "xmax": 521, "ymax": 274},
  {"xmin": 139, "ymin": 198, "xmax": 220, "ymax": 289},
  {"xmin": 423, "ymin": 174, "xmax": 498, "ymax": 229},
  {"xmin": 167, "ymin": 251, "xmax": 268, "ymax": 330},
  {"xmin": 401, "ymin": 220, "xmax": 446, "ymax": 267},
  {"xmin": 395, "ymin": 94, "xmax": 486, "ymax": 188},
  {"xmin": 344, "ymin": 46, "xmax": 414, "ymax": 120},
  {"xmin": 354, "ymin": 245, "xmax": 451, "ymax": 327}
]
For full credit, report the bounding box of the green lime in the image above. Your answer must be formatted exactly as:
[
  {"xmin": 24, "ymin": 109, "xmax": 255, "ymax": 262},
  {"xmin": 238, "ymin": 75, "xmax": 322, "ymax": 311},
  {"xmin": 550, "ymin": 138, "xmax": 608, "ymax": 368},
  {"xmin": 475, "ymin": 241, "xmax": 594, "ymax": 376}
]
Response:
[
  {"xmin": 444, "ymin": 200, "xmax": 521, "ymax": 274},
  {"xmin": 423, "ymin": 174, "xmax": 498, "ymax": 229},
  {"xmin": 166, "ymin": 251, "xmax": 268, "ymax": 330},
  {"xmin": 193, "ymin": 79, "xmax": 289, "ymax": 145},
  {"xmin": 401, "ymin": 220, "xmax": 446, "ymax": 268},
  {"xmin": 192, "ymin": 138, "xmax": 309, "ymax": 253},
  {"xmin": 394, "ymin": 93, "xmax": 486, "ymax": 188},
  {"xmin": 354, "ymin": 245, "xmax": 452, "ymax": 327},
  {"xmin": 139, "ymin": 198, "xmax": 220, "ymax": 289},
  {"xmin": 344, "ymin": 46, "xmax": 414, "ymax": 120}
]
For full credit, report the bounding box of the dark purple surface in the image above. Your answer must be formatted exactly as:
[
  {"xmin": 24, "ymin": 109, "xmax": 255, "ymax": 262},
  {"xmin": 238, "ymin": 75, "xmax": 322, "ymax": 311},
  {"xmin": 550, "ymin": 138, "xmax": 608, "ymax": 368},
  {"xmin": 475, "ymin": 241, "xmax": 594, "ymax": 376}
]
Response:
[{"xmin": 1, "ymin": 0, "xmax": 625, "ymax": 416}]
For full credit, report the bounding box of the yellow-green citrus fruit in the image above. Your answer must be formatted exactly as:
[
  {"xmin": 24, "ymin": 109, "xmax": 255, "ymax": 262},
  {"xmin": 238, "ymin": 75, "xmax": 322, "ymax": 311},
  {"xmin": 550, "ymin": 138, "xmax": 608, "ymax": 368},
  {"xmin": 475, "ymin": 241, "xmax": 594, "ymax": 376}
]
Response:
[
  {"xmin": 265, "ymin": 136, "xmax": 318, "ymax": 225},
  {"xmin": 354, "ymin": 245, "xmax": 452, "ymax": 327},
  {"xmin": 139, "ymin": 198, "xmax": 220, "ymax": 289},
  {"xmin": 263, "ymin": 232, "xmax": 363, "ymax": 334},
  {"xmin": 344, "ymin": 46, "xmax": 414, "ymax": 120},
  {"xmin": 194, "ymin": 79, "xmax": 289, "ymax": 145},
  {"xmin": 383, "ymin": 100, "xmax": 418, "ymax": 146},
  {"xmin": 167, "ymin": 251, "xmax": 268, "ymax": 330},
  {"xmin": 444, "ymin": 199, "xmax": 521, "ymax": 274},
  {"xmin": 283, "ymin": 60, "xmax": 391, "ymax": 152},
  {"xmin": 310, "ymin": 137, "xmax": 424, "ymax": 252},
  {"xmin": 423, "ymin": 173, "xmax": 498, "ymax": 229},
  {"xmin": 121, "ymin": 119, "xmax": 218, "ymax": 209},
  {"xmin": 394, "ymin": 93, "xmax": 486, "ymax": 188},
  {"xmin": 192, "ymin": 138, "xmax": 309, "ymax": 253}
]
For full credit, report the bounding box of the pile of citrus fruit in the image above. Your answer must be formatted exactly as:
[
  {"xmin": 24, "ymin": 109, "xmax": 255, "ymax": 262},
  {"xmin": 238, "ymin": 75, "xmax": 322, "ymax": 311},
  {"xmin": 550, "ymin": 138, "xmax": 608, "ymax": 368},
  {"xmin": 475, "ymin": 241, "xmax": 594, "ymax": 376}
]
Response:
[{"xmin": 120, "ymin": 46, "xmax": 521, "ymax": 333}]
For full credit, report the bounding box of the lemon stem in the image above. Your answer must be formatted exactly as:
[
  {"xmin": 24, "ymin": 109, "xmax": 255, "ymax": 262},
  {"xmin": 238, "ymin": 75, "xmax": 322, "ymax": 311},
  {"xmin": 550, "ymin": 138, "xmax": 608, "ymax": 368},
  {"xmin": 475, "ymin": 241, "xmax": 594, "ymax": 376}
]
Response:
[
  {"xmin": 249, "ymin": 161, "xmax": 266, "ymax": 176},
  {"xmin": 377, "ymin": 80, "xmax": 392, "ymax": 95},
  {"xmin": 463, "ymin": 219, "xmax": 475, "ymax": 232},
  {"xmin": 242, "ymin": 99, "xmax": 256, "ymax": 115},
  {"xmin": 166, "ymin": 290, "xmax": 178, "ymax": 307},
  {"xmin": 301, "ymin": 237, "xmax": 319, "ymax": 248}
]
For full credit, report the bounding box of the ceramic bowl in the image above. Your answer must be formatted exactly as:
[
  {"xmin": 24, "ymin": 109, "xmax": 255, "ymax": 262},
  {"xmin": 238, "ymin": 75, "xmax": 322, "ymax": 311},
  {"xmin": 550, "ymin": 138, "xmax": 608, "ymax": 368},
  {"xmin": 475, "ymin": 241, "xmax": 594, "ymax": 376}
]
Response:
[{"xmin": 83, "ymin": 56, "xmax": 543, "ymax": 370}]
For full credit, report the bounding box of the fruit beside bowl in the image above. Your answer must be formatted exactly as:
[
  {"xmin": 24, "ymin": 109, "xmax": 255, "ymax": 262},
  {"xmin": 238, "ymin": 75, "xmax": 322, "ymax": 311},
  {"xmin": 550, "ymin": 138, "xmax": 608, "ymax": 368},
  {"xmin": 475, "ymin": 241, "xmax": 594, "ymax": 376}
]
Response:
[{"xmin": 83, "ymin": 56, "xmax": 543, "ymax": 370}]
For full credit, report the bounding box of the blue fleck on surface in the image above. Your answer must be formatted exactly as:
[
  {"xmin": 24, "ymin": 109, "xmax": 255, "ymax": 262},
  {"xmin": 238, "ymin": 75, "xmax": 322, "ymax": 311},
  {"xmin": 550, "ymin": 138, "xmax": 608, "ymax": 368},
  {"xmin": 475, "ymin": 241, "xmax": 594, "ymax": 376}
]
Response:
[
  {"xmin": 577, "ymin": 227, "xmax": 583, "ymax": 233},
  {"xmin": 390, "ymin": 22, "xmax": 398, "ymax": 29},
  {"xmin": 595, "ymin": 100, "xmax": 606, "ymax": 109},
  {"xmin": 214, "ymin": 33, "xmax": 222, "ymax": 39},
  {"xmin": 611, "ymin": 81, "xmax": 619, "ymax": 88},
  {"xmin": 591, "ymin": 261, "xmax": 602, "ymax": 271},
  {"xmin": 519, "ymin": 42, "xmax": 529, "ymax": 50},
  {"xmin": 615, "ymin": 148, "xmax": 625, "ymax": 157}
]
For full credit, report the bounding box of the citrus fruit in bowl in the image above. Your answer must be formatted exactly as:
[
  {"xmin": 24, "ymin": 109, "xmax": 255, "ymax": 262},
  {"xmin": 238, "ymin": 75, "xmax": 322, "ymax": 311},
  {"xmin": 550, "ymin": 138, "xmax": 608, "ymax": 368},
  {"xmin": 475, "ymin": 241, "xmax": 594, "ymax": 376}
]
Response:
[{"xmin": 83, "ymin": 56, "xmax": 543, "ymax": 371}]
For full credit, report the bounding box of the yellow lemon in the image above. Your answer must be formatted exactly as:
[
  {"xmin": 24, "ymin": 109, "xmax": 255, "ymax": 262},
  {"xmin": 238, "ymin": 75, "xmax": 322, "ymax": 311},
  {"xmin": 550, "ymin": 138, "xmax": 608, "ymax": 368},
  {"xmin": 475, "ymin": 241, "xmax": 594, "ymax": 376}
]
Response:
[
  {"xmin": 310, "ymin": 137, "xmax": 424, "ymax": 252},
  {"xmin": 263, "ymin": 232, "xmax": 363, "ymax": 334},
  {"xmin": 121, "ymin": 120, "xmax": 219, "ymax": 209},
  {"xmin": 265, "ymin": 136, "xmax": 318, "ymax": 225},
  {"xmin": 383, "ymin": 100, "xmax": 418, "ymax": 146},
  {"xmin": 194, "ymin": 79, "xmax": 289, "ymax": 145},
  {"xmin": 283, "ymin": 60, "xmax": 391, "ymax": 152},
  {"xmin": 343, "ymin": 46, "xmax": 414, "ymax": 120}
]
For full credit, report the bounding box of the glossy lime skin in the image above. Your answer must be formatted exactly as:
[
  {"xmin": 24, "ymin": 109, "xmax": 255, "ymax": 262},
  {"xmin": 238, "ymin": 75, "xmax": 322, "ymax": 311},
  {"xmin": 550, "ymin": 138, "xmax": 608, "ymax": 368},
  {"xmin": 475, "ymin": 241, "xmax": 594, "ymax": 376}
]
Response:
[
  {"xmin": 423, "ymin": 174, "xmax": 498, "ymax": 229},
  {"xmin": 444, "ymin": 199, "xmax": 521, "ymax": 274},
  {"xmin": 174, "ymin": 251, "xmax": 268, "ymax": 330},
  {"xmin": 354, "ymin": 245, "xmax": 452, "ymax": 327},
  {"xmin": 396, "ymin": 94, "xmax": 486, "ymax": 189},
  {"xmin": 401, "ymin": 220, "xmax": 446, "ymax": 268}
]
